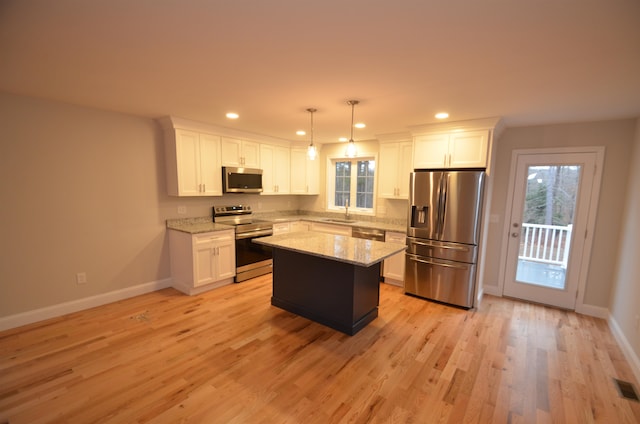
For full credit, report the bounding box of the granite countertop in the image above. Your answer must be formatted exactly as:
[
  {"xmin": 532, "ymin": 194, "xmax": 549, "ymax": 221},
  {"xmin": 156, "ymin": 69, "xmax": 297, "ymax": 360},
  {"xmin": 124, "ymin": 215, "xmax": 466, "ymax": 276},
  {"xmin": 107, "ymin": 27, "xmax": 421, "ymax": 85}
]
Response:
[
  {"xmin": 166, "ymin": 218, "xmax": 233, "ymax": 234},
  {"xmin": 167, "ymin": 213, "xmax": 407, "ymax": 235},
  {"xmin": 267, "ymin": 215, "xmax": 406, "ymax": 233},
  {"xmin": 253, "ymin": 231, "xmax": 406, "ymax": 267}
]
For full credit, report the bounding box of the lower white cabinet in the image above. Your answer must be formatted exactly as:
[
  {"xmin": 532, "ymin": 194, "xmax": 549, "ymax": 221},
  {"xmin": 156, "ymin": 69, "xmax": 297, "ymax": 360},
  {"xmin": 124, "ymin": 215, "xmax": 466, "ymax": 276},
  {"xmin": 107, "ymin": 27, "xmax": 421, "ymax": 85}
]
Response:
[
  {"xmin": 309, "ymin": 222, "xmax": 352, "ymax": 236},
  {"xmin": 272, "ymin": 222, "xmax": 290, "ymax": 235},
  {"xmin": 169, "ymin": 229, "xmax": 236, "ymax": 295},
  {"xmin": 383, "ymin": 231, "xmax": 406, "ymax": 286}
]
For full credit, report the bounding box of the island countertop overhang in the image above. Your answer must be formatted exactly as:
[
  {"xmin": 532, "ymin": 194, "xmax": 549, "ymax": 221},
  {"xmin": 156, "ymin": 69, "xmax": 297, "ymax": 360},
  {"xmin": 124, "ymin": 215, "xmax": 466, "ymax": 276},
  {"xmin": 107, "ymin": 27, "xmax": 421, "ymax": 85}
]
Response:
[{"xmin": 253, "ymin": 231, "xmax": 405, "ymax": 267}]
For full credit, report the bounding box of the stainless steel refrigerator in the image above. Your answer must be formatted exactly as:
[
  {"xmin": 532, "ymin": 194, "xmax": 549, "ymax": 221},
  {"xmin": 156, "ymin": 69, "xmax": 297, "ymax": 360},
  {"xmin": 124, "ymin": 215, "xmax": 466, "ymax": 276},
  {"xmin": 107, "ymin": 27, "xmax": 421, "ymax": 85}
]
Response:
[{"xmin": 405, "ymin": 169, "xmax": 485, "ymax": 308}]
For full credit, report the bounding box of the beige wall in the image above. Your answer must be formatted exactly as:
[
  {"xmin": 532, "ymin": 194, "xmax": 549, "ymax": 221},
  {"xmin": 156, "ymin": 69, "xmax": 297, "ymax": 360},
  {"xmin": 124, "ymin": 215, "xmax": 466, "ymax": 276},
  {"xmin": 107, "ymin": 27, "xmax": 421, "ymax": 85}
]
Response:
[
  {"xmin": 0, "ymin": 92, "xmax": 299, "ymax": 318},
  {"xmin": 609, "ymin": 118, "xmax": 640, "ymax": 363},
  {"xmin": 482, "ymin": 119, "xmax": 636, "ymax": 308}
]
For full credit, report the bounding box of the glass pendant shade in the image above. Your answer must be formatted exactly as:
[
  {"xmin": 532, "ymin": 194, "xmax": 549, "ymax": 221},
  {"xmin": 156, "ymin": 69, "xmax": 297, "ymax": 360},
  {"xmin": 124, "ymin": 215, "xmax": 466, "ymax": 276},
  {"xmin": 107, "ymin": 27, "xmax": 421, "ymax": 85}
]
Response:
[{"xmin": 307, "ymin": 144, "xmax": 317, "ymax": 160}]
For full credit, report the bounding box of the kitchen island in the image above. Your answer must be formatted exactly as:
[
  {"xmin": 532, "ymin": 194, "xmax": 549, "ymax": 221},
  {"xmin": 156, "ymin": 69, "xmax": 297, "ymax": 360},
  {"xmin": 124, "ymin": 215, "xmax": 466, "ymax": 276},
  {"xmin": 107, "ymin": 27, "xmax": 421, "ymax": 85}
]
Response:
[{"xmin": 254, "ymin": 232, "xmax": 405, "ymax": 335}]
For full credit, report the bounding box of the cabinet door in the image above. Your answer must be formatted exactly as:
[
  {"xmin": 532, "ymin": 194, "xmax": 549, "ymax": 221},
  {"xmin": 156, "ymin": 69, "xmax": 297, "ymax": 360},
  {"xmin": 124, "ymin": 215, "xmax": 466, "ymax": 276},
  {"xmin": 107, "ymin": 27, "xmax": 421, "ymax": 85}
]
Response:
[
  {"xmin": 396, "ymin": 142, "xmax": 413, "ymax": 198},
  {"xmin": 273, "ymin": 146, "xmax": 290, "ymax": 194},
  {"xmin": 260, "ymin": 144, "xmax": 276, "ymax": 194},
  {"xmin": 290, "ymin": 148, "xmax": 319, "ymax": 194},
  {"xmin": 214, "ymin": 238, "xmax": 236, "ymax": 280},
  {"xmin": 413, "ymin": 133, "xmax": 449, "ymax": 169},
  {"xmin": 378, "ymin": 143, "xmax": 400, "ymax": 198},
  {"xmin": 221, "ymin": 137, "xmax": 242, "ymax": 166},
  {"xmin": 310, "ymin": 222, "xmax": 352, "ymax": 236},
  {"xmin": 273, "ymin": 222, "xmax": 290, "ymax": 235},
  {"xmin": 290, "ymin": 221, "xmax": 310, "ymax": 232},
  {"xmin": 199, "ymin": 133, "xmax": 222, "ymax": 196},
  {"xmin": 194, "ymin": 239, "xmax": 216, "ymax": 286},
  {"xmin": 241, "ymin": 141, "xmax": 260, "ymax": 168},
  {"xmin": 175, "ymin": 130, "xmax": 201, "ymax": 196},
  {"xmin": 449, "ymin": 130, "xmax": 489, "ymax": 168}
]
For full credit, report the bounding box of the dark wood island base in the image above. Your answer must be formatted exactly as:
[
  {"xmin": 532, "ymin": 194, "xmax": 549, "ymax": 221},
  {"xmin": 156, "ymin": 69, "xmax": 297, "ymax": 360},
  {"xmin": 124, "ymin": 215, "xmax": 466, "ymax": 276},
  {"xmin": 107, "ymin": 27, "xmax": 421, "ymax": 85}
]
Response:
[{"xmin": 270, "ymin": 248, "xmax": 381, "ymax": 336}]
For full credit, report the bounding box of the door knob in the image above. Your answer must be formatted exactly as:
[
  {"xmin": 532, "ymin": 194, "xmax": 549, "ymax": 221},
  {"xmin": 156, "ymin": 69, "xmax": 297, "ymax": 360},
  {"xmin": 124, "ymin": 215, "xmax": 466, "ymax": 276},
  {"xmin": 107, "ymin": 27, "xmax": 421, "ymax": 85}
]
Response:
[{"xmin": 511, "ymin": 232, "xmax": 519, "ymax": 238}]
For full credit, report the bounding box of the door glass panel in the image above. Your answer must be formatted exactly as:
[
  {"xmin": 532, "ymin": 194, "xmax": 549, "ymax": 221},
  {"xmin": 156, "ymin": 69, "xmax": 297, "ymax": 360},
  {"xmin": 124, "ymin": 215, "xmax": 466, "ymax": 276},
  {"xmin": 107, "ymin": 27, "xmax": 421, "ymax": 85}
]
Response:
[{"xmin": 515, "ymin": 165, "xmax": 580, "ymax": 289}]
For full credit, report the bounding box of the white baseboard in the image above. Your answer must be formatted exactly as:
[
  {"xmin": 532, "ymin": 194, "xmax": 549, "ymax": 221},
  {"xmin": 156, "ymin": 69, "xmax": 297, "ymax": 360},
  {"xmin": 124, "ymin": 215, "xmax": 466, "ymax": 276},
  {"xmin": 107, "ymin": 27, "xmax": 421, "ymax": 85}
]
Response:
[
  {"xmin": 482, "ymin": 285, "xmax": 502, "ymax": 296},
  {"xmin": 608, "ymin": 314, "xmax": 640, "ymax": 385},
  {"xmin": 0, "ymin": 278, "xmax": 173, "ymax": 332},
  {"xmin": 575, "ymin": 303, "xmax": 609, "ymax": 319}
]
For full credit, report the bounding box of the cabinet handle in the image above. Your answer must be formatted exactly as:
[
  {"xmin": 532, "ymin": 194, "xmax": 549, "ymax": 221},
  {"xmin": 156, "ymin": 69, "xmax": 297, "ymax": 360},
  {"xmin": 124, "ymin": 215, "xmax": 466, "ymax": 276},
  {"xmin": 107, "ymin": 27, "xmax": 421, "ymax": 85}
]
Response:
[{"xmin": 202, "ymin": 183, "xmax": 206, "ymax": 192}]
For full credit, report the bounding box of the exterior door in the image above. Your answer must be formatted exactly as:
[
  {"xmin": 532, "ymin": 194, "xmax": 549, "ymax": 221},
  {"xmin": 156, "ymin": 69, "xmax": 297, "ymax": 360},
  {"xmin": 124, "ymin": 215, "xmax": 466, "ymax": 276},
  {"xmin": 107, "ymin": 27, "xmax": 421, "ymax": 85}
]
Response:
[{"xmin": 502, "ymin": 150, "xmax": 600, "ymax": 309}]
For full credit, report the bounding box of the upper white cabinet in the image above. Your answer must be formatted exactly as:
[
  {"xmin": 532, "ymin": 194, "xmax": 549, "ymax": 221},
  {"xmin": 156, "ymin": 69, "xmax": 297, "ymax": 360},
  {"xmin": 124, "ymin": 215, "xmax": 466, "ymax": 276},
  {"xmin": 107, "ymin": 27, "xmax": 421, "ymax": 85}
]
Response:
[
  {"xmin": 290, "ymin": 147, "xmax": 320, "ymax": 195},
  {"xmin": 221, "ymin": 137, "xmax": 260, "ymax": 168},
  {"xmin": 379, "ymin": 141, "xmax": 413, "ymax": 199},
  {"xmin": 260, "ymin": 144, "xmax": 290, "ymax": 194},
  {"xmin": 413, "ymin": 130, "xmax": 489, "ymax": 169},
  {"xmin": 164, "ymin": 128, "xmax": 222, "ymax": 197}
]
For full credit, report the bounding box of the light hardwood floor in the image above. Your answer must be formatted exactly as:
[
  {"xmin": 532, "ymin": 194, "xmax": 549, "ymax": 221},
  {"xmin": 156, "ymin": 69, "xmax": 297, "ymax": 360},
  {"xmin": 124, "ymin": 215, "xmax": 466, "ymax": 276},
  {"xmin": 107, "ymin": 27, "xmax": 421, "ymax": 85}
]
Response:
[{"xmin": 1, "ymin": 275, "xmax": 639, "ymax": 423}]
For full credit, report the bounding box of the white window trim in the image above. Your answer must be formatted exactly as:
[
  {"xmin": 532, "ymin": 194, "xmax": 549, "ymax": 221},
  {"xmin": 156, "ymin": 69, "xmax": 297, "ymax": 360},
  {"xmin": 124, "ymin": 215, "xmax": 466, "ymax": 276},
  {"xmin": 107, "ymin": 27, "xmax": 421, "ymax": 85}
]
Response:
[{"xmin": 326, "ymin": 152, "xmax": 378, "ymax": 215}]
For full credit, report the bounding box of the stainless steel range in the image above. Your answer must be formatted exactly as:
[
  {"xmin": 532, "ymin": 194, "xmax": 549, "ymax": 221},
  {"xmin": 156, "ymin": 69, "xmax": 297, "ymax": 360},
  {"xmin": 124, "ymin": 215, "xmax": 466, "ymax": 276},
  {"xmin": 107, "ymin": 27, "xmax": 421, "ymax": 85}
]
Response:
[{"xmin": 213, "ymin": 205, "xmax": 273, "ymax": 282}]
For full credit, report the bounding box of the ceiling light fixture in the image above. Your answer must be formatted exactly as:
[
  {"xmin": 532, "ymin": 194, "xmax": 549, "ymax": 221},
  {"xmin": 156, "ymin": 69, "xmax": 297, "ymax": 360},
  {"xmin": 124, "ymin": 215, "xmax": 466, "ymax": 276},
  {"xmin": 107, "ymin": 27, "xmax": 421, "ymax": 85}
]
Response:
[
  {"xmin": 345, "ymin": 100, "xmax": 359, "ymax": 158},
  {"xmin": 226, "ymin": 112, "xmax": 239, "ymax": 119},
  {"xmin": 306, "ymin": 108, "xmax": 317, "ymax": 160},
  {"xmin": 435, "ymin": 112, "xmax": 449, "ymax": 119}
]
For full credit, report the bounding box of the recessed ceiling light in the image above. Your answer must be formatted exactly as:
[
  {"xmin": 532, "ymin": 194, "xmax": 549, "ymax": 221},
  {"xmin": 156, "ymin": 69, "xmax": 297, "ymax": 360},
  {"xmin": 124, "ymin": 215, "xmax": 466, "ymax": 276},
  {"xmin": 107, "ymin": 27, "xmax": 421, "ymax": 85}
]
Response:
[
  {"xmin": 338, "ymin": 137, "xmax": 348, "ymax": 142},
  {"xmin": 226, "ymin": 112, "xmax": 239, "ymax": 119},
  {"xmin": 354, "ymin": 122, "xmax": 366, "ymax": 129},
  {"xmin": 435, "ymin": 112, "xmax": 449, "ymax": 119},
  {"xmin": 296, "ymin": 130, "xmax": 306, "ymax": 136}
]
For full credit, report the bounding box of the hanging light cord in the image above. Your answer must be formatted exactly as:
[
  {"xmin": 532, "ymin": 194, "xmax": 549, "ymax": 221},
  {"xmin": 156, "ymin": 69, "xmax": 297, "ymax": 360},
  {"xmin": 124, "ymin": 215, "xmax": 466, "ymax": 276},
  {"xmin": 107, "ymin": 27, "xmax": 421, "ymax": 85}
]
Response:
[
  {"xmin": 348, "ymin": 100, "xmax": 359, "ymax": 142},
  {"xmin": 307, "ymin": 108, "xmax": 316, "ymax": 145}
]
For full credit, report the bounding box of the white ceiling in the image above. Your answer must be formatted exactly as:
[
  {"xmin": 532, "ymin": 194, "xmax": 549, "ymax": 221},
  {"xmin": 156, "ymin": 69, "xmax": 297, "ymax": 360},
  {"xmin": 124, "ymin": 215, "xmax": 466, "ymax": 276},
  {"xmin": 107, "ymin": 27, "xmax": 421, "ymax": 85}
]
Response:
[{"xmin": 1, "ymin": 0, "xmax": 639, "ymax": 145}]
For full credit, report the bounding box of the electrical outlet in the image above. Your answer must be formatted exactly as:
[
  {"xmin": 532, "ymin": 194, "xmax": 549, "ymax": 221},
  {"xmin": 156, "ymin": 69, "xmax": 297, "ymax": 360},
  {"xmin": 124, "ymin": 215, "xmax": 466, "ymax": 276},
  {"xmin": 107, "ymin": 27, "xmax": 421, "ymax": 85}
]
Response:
[
  {"xmin": 76, "ymin": 272, "xmax": 87, "ymax": 284},
  {"xmin": 177, "ymin": 206, "xmax": 187, "ymax": 215}
]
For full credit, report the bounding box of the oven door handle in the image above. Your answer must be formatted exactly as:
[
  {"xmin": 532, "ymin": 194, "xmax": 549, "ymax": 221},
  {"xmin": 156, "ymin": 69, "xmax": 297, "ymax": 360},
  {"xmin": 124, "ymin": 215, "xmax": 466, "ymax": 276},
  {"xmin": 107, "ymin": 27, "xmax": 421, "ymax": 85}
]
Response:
[{"xmin": 236, "ymin": 229, "xmax": 273, "ymax": 240}]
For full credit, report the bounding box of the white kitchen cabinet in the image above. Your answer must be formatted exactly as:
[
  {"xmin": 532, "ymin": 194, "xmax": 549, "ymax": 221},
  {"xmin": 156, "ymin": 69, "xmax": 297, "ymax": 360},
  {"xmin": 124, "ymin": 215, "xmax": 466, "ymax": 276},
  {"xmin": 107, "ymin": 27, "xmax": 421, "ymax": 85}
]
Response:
[
  {"xmin": 169, "ymin": 229, "xmax": 235, "ymax": 295},
  {"xmin": 272, "ymin": 222, "xmax": 290, "ymax": 235},
  {"xmin": 383, "ymin": 231, "xmax": 406, "ymax": 286},
  {"xmin": 260, "ymin": 144, "xmax": 290, "ymax": 194},
  {"xmin": 274, "ymin": 220, "xmax": 310, "ymax": 234},
  {"xmin": 221, "ymin": 137, "xmax": 260, "ymax": 168},
  {"xmin": 290, "ymin": 147, "xmax": 320, "ymax": 195},
  {"xmin": 379, "ymin": 141, "xmax": 413, "ymax": 199},
  {"xmin": 413, "ymin": 130, "xmax": 489, "ymax": 169},
  {"xmin": 164, "ymin": 129, "xmax": 222, "ymax": 196},
  {"xmin": 290, "ymin": 221, "xmax": 310, "ymax": 232},
  {"xmin": 310, "ymin": 222, "xmax": 352, "ymax": 236}
]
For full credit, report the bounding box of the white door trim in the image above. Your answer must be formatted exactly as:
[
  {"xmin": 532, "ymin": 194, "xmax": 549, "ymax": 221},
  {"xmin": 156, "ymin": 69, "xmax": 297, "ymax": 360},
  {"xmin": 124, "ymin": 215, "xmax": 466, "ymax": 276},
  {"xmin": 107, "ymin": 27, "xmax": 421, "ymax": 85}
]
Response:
[{"xmin": 496, "ymin": 146, "xmax": 605, "ymax": 311}]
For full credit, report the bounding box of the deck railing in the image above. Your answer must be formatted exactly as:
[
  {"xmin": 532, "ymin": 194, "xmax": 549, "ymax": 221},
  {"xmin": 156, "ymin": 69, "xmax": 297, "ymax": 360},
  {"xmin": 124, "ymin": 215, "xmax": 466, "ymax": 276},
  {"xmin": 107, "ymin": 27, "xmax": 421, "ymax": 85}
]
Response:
[{"xmin": 519, "ymin": 223, "xmax": 573, "ymax": 268}]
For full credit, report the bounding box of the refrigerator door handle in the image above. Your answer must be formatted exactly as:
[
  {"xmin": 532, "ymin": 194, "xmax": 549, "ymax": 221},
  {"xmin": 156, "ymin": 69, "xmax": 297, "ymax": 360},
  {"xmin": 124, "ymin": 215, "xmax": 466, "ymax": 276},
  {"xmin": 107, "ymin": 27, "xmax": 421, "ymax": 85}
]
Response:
[{"xmin": 407, "ymin": 255, "xmax": 469, "ymax": 270}]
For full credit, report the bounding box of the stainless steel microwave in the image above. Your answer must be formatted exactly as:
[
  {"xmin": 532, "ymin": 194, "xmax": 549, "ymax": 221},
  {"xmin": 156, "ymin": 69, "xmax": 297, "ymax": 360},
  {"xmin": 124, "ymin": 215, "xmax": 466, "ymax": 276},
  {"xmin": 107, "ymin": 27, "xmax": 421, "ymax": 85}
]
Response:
[{"xmin": 222, "ymin": 167, "xmax": 263, "ymax": 193}]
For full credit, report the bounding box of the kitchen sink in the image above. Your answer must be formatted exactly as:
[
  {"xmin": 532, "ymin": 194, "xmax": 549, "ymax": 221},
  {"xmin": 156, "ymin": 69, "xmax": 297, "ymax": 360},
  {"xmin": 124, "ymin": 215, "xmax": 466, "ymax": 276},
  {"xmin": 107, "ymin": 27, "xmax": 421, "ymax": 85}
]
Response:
[{"xmin": 323, "ymin": 218, "xmax": 358, "ymax": 223}]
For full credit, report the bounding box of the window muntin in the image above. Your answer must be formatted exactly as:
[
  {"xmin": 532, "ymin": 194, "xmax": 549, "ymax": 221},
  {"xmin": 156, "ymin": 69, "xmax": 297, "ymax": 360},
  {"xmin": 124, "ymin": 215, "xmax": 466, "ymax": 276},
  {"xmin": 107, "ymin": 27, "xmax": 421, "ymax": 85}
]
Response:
[{"xmin": 330, "ymin": 158, "xmax": 375, "ymax": 213}]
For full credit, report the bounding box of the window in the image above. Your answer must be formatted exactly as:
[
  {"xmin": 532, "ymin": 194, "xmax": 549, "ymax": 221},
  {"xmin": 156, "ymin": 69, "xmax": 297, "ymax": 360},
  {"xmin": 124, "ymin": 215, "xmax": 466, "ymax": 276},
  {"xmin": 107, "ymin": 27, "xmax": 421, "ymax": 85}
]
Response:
[{"xmin": 330, "ymin": 158, "xmax": 376, "ymax": 213}]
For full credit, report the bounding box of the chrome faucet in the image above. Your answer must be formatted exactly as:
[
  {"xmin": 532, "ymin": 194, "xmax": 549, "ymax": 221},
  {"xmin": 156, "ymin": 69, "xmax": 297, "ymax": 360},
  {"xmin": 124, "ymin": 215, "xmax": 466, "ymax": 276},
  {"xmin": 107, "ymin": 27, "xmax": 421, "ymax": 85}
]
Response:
[{"xmin": 345, "ymin": 198, "xmax": 350, "ymax": 219}]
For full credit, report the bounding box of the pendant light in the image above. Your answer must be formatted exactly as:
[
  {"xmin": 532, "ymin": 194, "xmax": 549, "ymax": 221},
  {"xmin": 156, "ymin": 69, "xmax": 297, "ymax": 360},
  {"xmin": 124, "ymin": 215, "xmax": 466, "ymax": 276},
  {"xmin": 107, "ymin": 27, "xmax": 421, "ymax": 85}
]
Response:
[
  {"xmin": 345, "ymin": 100, "xmax": 359, "ymax": 158},
  {"xmin": 306, "ymin": 108, "xmax": 317, "ymax": 160}
]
